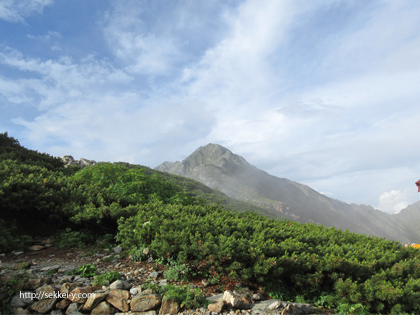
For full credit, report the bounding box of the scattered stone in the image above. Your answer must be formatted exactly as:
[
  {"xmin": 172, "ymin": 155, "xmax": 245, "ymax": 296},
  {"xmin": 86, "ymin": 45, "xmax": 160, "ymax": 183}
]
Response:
[
  {"xmin": 14, "ymin": 307, "xmax": 30, "ymax": 315},
  {"xmin": 252, "ymin": 293, "xmax": 265, "ymax": 301},
  {"xmin": 159, "ymin": 279, "xmax": 168, "ymax": 286},
  {"xmin": 29, "ymin": 297, "xmax": 59, "ymax": 314},
  {"xmin": 60, "ymin": 282, "xmax": 78, "ymax": 294},
  {"xmin": 65, "ymin": 303, "xmax": 83, "ymax": 315},
  {"xmin": 106, "ymin": 289, "xmax": 130, "ymax": 312},
  {"xmin": 28, "ymin": 245, "xmax": 45, "ymax": 251},
  {"xmin": 206, "ymin": 294, "xmax": 224, "ymax": 303},
  {"xmin": 82, "ymin": 292, "xmax": 108, "ymax": 311},
  {"xmin": 10, "ymin": 293, "xmax": 34, "ymax": 308},
  {"xmin": 23, "ymin": 277, "xmax": 51, "ymax": 290},
  {"xmin": 110, "ymin": 279, "xmax": 132, "ymax": 290},
  {"xmin": 42, "ymin": 239, "xmax": 53, "ymax": 245},
  {"xmin": 130, "ymin": 285, "xmax": 141, "ymax": 296},
  {"xmin": 36, "ymin": 284, "xmax": 57, "ymax": 300},
  {"xmin": 114, "ymin": 246, "xmax": 122, "ymax": 254},
  {"xmin": 224, "ymin": 290, "xmax": 252, "ymax": 310},
  {"xmin": 56, "ymin": 299, "xmax": 71, "ymax": 310},
  {"xmin": 268, "ymin": 301, "xmax": 281, "ymax": 310},
  {"xmin": 91, "ymin": 301, "xmax": 116, "ymax": 315},
  {"xmin": 159, "ymin": 298, "xmax": 179, "ymax": 315},
  {"xmin": 68, "ymin": 287, "xmax": 95, "ymax": 303},
  {"xmin": 131, "ymin": 293, "xmax": 162, "ymax": 312},
  {"xmin": 148, "ymin": 271, "xmax": 160, "ymax": 279},
  {"xmin": 208, "ymin": 301, "xmax": 225, "ymax": 313},
  {"xmin": 13, "ymin": 251, "xmax": 24, "ymax": 255},
  {"xmin": 62, "ymin": 155, "xmax": 96, "ymax": 169}
]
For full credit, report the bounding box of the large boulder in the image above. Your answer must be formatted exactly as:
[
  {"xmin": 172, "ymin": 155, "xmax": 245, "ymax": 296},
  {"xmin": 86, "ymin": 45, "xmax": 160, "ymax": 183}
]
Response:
[{"xmin": 131, "ymin": 293, "xmax": 162, "ymax": 312}]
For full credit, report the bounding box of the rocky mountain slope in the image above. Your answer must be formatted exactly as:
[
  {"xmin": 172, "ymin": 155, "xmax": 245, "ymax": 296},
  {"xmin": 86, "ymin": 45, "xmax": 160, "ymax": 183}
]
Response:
[{"xmin": 156, "ymin": 143, "xmax": 420, "ymax": 243}]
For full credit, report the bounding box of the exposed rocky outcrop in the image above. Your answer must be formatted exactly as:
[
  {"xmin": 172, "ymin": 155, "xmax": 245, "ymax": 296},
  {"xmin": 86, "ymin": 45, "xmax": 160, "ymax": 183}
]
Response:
[{"xmin": 61, "ymin": 155, "xmax": 96, "ymax": 168}]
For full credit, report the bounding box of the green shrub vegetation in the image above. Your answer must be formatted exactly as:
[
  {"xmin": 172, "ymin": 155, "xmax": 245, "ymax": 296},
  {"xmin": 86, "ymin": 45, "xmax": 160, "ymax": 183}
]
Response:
[
  {"xmin": 66, "ymin": 264, "xmax": 98, "ymax": 278},
  {"xmin": 162, "ymin": 284, "xmax": 208, "ymax": 309},
  {"xmin": 93, "ymin": 271, "xmax": 121, "ymax": 286},
  {"xmin": 3, "ymin": 131, "xmax": 420, "ymax": 313}
]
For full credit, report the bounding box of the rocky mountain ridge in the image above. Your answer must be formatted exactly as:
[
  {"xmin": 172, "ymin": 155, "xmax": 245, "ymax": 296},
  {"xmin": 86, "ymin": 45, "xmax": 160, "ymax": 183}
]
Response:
[{"xmin": 156, "ymin": 143, "xmax": 420, "ymax": 243}]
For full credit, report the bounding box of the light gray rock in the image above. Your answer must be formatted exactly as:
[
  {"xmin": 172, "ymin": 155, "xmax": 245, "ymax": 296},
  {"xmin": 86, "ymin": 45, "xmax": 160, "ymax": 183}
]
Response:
[
  {"xmin": 110, "ymin": 280, "xmax": 132, "ymax": 290},
  {"xmin": 65, "ymin": 303, "xmax": 83, "ymax": 315},
  {"xmin": 148, "ymin": 271, "xmax": 161, "ymax": 279},
  {"xmin": 13, "ymin": 307, "xmax": 30, "ymax": 315},
  {"xmin": 61, "ymin": 155, "xmax": 96, "ymax": 168},
  {"xmin": 10, "ymin": 293, "xmax": 34, "ymax": 308},
  {"xmin": 223, "ymin": 290, "xmax": 252, "ymax": 310},
  {"xmin": 91, "ymin": 301, "xmax": 116, "ymax": 315},
  {"xmin": 208, "ymin": 301, "xmax": 225, "ymax": 313}
]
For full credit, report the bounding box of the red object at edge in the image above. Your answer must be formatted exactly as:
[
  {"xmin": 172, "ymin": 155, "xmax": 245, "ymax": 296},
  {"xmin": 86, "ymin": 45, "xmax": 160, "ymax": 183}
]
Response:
[{"xmin": 416, "ymin": 180, "xmax": 420, "ymax": 192}]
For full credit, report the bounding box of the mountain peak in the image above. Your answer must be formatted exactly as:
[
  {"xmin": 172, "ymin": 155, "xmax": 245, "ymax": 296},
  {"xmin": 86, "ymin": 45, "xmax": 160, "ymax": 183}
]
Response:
[
  {"xmin": 186, "ymin": 143, "xmax": 249, "ymax": 170},
  {"xmin": 155, "ymin": 143, "xmax": 249, "ymax": 176}
]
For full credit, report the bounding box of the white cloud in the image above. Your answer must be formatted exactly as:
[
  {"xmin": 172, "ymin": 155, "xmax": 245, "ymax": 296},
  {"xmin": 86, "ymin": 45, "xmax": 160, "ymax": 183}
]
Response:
[
  {"xmin": 378, "ymin": 189, "xmax": 411, "ymax": 214},
  {"xmin": 0, "ymin": 0, "xmax": 54, "ymax": 23},
  {"xmin": 27, "ymin": 30, "xmax": 61, "ymax": 41},
  {"xmin": 0, "ymin": 50, "xmax": 133, "ymax": 110},
  {"xmin": 103, "ymin": 0, "xmax": 183, "ymax": 75}
]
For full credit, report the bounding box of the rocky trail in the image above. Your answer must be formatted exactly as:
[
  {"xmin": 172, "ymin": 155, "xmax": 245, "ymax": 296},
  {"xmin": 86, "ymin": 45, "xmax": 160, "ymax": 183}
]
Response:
[{"xmin": 0, "ymin": 238, "xmax": 329, "ymax": 315}]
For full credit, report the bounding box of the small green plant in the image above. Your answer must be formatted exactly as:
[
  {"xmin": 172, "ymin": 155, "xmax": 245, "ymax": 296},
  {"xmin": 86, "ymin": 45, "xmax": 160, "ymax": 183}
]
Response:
[
  {"xmin": 163, "ymin": 259, "xmax": 190, "ymax": 281},
  {"xmin": 208, "ymin": 274, "xmax": 220, "ymax": 285},
  {"xmin": 155, "ymin": 257, "xmax": 165, "ymax": 267},
  {"xmin": 93, "ymin": 271, "xmax": 121, "ymax": 286},
  {"xmin": 141, "ymin": 282, "xmax": 161, "ymax": 293},
  {"xmin": 163, "ymin": 284, "xmax": 208, "ymax": 309},
  {"xmin": 294, "ymin": 295, "xmax": 306, "ymax": 303},
  {"xmin": 78, "ymin": 264, "xmax": 97, "ymax": 277},
  {"xmin": 66, "ymin": 263, "xmax": 97, "ymax": 278},
  {"xmin": 336, "ymin": 302, "xmax": 369, "ymax": 315},
  {"xmin": 129, "ymin": 245, "xmax": 149, "ymax": 262},
  {"xmin": 313, "ymin": 292, "xmax": 333, "ymax": 308},
  {"xmin": 18, "ymin": 262, "xmax": 29, "ymax": 270}
]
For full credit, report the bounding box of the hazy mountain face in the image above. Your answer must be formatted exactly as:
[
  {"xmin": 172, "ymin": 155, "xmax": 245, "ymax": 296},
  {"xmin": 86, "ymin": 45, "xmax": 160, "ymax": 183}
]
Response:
[{"xmin": 156, "ymin": 143, "xmax": 420, "ymax": 243}]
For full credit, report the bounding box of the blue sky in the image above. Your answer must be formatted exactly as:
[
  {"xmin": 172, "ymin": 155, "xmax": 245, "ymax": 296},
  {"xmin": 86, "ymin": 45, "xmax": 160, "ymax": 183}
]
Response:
[{"xmin": 1, "ymin": 0, "xmax": 420, "ymax": 214}]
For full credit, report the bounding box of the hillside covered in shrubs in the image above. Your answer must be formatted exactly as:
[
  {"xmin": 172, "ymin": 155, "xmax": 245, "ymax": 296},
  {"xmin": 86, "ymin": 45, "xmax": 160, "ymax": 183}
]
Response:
[{"xmin": 2, "ymin": 132, "xmax": 420, "ymax": 314}]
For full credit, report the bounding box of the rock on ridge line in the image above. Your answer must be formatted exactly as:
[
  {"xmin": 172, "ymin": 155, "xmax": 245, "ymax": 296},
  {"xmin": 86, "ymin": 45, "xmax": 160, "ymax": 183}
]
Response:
[{"xmin": 61, "ymin": 155, "xmax": 96, "ymax": 168}]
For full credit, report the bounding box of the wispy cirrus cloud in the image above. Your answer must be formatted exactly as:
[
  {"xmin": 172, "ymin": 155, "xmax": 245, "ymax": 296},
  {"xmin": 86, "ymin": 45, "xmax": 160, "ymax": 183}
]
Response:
[{"xmin": 0, "ymin": 0, "xmax": 54, "ymax": 23}]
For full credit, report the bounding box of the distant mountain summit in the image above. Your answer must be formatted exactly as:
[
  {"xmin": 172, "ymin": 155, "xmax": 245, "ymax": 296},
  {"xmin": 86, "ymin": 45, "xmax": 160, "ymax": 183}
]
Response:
[
  {"xmin": 156, "ymin": 143, "xmax": 420, "ymax": 243},
  {"xmin": 157, "ymin": 143, "xmax": 250, "ymax": 175}
]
